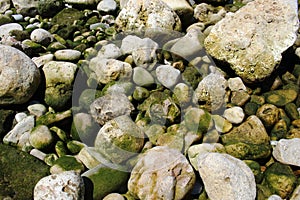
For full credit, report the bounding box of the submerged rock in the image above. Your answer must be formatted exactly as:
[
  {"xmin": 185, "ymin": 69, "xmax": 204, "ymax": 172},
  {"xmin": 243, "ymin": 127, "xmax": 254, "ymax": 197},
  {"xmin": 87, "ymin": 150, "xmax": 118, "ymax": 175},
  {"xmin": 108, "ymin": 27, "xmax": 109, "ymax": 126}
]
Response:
[{"xmin": 204, "ymin": 0, "xmax": 299, "ymax": 83}]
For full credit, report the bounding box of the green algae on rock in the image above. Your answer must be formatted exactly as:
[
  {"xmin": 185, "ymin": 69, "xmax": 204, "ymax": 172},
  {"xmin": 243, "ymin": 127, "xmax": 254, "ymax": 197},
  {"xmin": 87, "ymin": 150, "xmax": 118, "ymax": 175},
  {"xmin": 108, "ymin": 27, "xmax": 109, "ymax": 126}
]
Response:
[{"xmin": 0, "ymin": 144, "xmax": 50, "ymax": 200}]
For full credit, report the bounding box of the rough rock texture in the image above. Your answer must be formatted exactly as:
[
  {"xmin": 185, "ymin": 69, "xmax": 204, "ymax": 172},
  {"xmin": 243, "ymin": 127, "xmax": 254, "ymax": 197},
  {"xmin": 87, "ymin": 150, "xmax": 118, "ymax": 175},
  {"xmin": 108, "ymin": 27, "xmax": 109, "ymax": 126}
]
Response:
[
  {"xmin": 273, "ymin": 138, "xmax": 300, "ymax": 167},
  {"xmin": 204, "ymin": 0, "xmax": 299, "ymax": 83},
  {"xmin": 0, "ymin": 45, "xmax": 40, "ymax": 105},
  {"xmin": 156, "ymin": 65, "xmax": 181, "ymax": 88},
  {"xmin": 11, "ymin": 0, "xmax": 39, "ymax": 15},
  {"xmin": 94, "ymin": 115, "xmax": 144, "ymax": 164},
  {"xmin": 0, "ymin": 144, "xmax": 50, "ymax": 200},
  {"xmin": 128, "ymin": 146, "xmax": 195, "ymax": 200},
  {"xmin": 34, "ymin": 171, "xmax": 85, "ymax": 200},
  {"xmin": 0, "ymin": 23, "xmax": 23, "ymax": 38},
  {"xmin": 0, "ymin": 0, "xmax": 11, "ymax": 13},
  {"xmin": 197, "ymin": 152, "xmax": 256, "ymax": 200},
  {"xmin": 90, "ymin": 93, "xmax": 134, "ymax": 125},
  {"xmin": 115, "ymin": 0, "xmax": 182, "ymax": 32}
]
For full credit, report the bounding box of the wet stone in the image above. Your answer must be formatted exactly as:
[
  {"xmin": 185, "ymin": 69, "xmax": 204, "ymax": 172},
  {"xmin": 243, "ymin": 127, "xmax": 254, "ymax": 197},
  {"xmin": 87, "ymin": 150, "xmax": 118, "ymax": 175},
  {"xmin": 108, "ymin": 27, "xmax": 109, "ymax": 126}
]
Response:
[{"xmin": 264, "ymin": 89, "xmax": 298, "ymax": 107}]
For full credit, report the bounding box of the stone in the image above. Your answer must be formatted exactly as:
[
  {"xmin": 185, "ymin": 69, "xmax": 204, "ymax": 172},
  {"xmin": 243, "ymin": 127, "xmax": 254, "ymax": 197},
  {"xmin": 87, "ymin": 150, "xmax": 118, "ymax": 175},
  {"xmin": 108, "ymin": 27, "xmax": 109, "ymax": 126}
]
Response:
[
  {"xmin": 37, "ymin": 0, "xmax": 64, "ymax": 17},
  {"xmin": 52, "ymin": 8, "xmax": 84, "ymax": 27},
  {"xmin": 0, "ymin": 45, "xmax": 40, "ymax": 105},
  {"xmin": 285, "ymin": 103, "xmax": 300, "ymax": 120},
  {"xmin": 36, "ymin": 109, "xmax": 72, "ymax": 126},
  {"xmin": 50, "ymin": 155, "xmax": 85, "ymax": 174},
  {"xmin": 156, "ymin": 65, "xmax": 181, "ymax": 88},
  {"xmin": 115, "ymin": 0, "xmax": 182, "ymax": 32},
  {"xmin": 264, "ymin": 89, "xmax": 298, "ymax": 107},
  {"xmin": 173, "ymin": 83, "xmax": 193, "ymax": 106},
  {"xmin": 194, "ymin": 3, "xmax": 226, "ymax": 26},
  {"xmin": 133, "ymin": 86, "xmax": 150, "ymax": 101},
  {"xmin": 204, "ymin": 0, "xmax": 299, "ymax": 83},
  {"xmin": 0, "ymin": 109, "xmax": 14, "ymax": 140},
  {"xmin": 77, "ymin": 147, "xmax": 101, "ymax": 169},
  {"xmin": 156, "ymin": 124, "xmax": 184, "ymax": 151},
  {"xmin": 54, "ymin": 49, "xmax": 81, "ymax": 61},
  {"xmin": 29, "ymin": 125, "xmax": 55, "ymax": 151},
  {"xmin": 256, "ymin": 104, "xmax": 279, "ymax": 129},
  {"xmin": 97, "ymin": 43, "xmax": 122, "ymax": 59},
  {"xmin": 228, "ymin": 77, "xmax": 247, "ymax": 91},
  {"xmin": 290, "ymin": 184, "xmax": 300, "ymax": 200},
  {"xmin": 0, "ymin": 0, "xmax": 10, "ymax": 14},
  {"xmin": 193, "ymin": 73, "xmax": 228, "ymax": 112},
  {"xmin": 271, "ymin": 119, "xmax": 288, "ymax": 140},
  {"xmin": 261, "ymin": 162, "xmax": 296, "ymax": 199},
  {"xmin": 94, "ymin": 115, "xmax": 144, "ymax": 164},
  {"xmin": 223, "ymin": 106, "xmax": 245, "ymax": 124},
  {"xmin": 43, "ymin": 61, "xmax": 77, "ymax": 111},
  {"xmin": 133, "ymin": 67, "xmax": 155, "ymax": 87},
  {"xmin": 11, "ymin": 0, "xmax": 39, "ymax": 15},
  {"xmin": 90, "ymin": 93, "xmax": 134, "ymax": 125},
  {"xmin": 64, "ymin": 0, "xmax": 97, "ymax": 6},
  {"xmin": 97, "ymin": 0, "xmax": 117, "ymax": 12},
  {"xmin": 197, "ymin": 152, "xmax": 256, "ymax": 200},
  {"xmin": 0, "ymin": 144, "xmax": 50, "ymax": 199},
  {"xmin": 188, "ymin": 143, "xmax": 225, "ymax": 170},
  {"xmin": 89, "ymin": 58, "xmax": 132, "ymax": 84},
  {"xmin": 27, "ymin": 103, "xmax": 47, "ymax": 117},
  {"xmin": 34, "ymin": 171, "xmax": 85, "ymax": 200},
  {"xmin": 222, "ymin": 115, "xmax": 271, "ymax": 159},
  {"xmin": 30, "ymin": 28, "xmax": 53, "ymax": 46},
  {"xmin": 212, "ymin": 114, "xmax": 232, "ymax": 133},
  {"xmin": 128, "ymin": 146, "xmax": 195, "ymax": 200},
  {"xmin": 273, "ymin": 138, "xmax": 300, "ymax": 167},
  {"xmin": 103, "ymin": 193, "xmax": 125, "ymax": 200},
  {"xmin": 82, "ymin": 164, "xmax": 129, "ymax": 200}
]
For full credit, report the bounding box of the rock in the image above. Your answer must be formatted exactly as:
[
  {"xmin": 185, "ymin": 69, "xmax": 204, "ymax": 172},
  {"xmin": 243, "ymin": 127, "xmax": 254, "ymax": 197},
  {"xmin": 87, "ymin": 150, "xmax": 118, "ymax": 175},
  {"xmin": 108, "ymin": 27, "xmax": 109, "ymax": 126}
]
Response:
[
  {"xmin": 133, "ymin": 86, "xmax": 150, "ymax": 101},
  {"xmin": 0, "ymin": 0, "xmax": 10, "ymax": 14},
  {"xmin": 43, "ymin": 61, "xmax": 77, "ymax": 111},
  {"xmin": 65, "ymin": 0, "xmax": 97, "ymax": 6},
  {"xmin": 290, "ymin": 184, "xmax": 300, "ymax": 200},
  {"xmin": 173, "ymin": 82, "xmax": 193, "ymax": 106},
  {"xmin": 204, "ymin": 0, "xmax": 299, "ymax": 83},
  {"xmin": 194, "ymin": 3, "xmax": 226, "ymax": 26},
  {"xmin": 36, "ymin": 109, "xmax": 72, "ymax": 126},
  {"xmin": 212, "ymin": 114, "xmax": 232, "ymax": 133},
  {"xmin": 103, "ymin": 193, "xmax": 125, "ymax": 200},
  {"xmin": 37, "ymin": 0, "xmax": 65, "ymax": 17},
  {"xmin": 3, "ymin": 115, "xmax": 34, "ymax": 150},
  {"xmin": 132, "ymin": 67, "xmax": 155, "ymax": 87},
  {"xmin": 228, "ymin": 77, "xmax": 247, "ymax": 91},
  {"xmin": 115, "ymin": 0, "xmax": 182, "ymax": 32},
  {"xmin": 285, "ymin": 103, "xmax": 299, "ymax": 120},
  {"xmin": 11, "ymin": 0, "xmax": 39, "ymax": 15},
  {"xmin": 261, "ymin": 162, "xmax": 296, "ymax": 199},
  {"xmin": 0, "ymin": 144, "xmax": 50, "ymax": 200},
  {"xmin": 32, "ymin": 54, "xmax": 54, "ymax": 68},
  {"xmin": 120, "ymin": 35, "xmax": 158, "ymax": 69},
  {"xmin": 97, "ymin": 0, "xmax": 117, "ymax": 13},
  {"xmin": 97, "ymin": 43, "xmax": 122, "ymax": 59},
  {"xmin": 222, "ymin": 115, "xmax": 271, "ymax": 159},
  {"xmin": 0, "ymin": 109, "xmax": 14, "ymax": 140},
  {"xmin": 30, "ymin": 28, "xmax": 54, "ymax": 46},
  {"xmin": 50, "ymin": 155, "xmax": 85, "ymax": 174},
  {"xmin": 27, "ymin": 103, "xmax": 47, "ymax": 117},
  {"xmin": 188, "ymin": 143, "xmax": 225, "ymax": 170},
  {"xmin": 193, "ymin": 73, "xmax": 228, "ymax": 112},
  {"xmin": 156, "ymin": 124, "xmax": 184, "ymax": 151},
  {"xmin": 94, "ymin": 115, "xmax": 144, "ymax": 164},
  {"xmin": 29, "ymin": 125, "xmax": 55, "ymax": 151},
  {"xmin": 156, "ymin": 64, "xmax": 181, "ymax": 88},
  {"xmin": 223, "ymin": 106, "xmax": 245, "ymax": 124},
  {"xmin": 197, "ymin": 152, "xmax": 256, "ymax": 200},
  {"xmin": 128, "ymin": 146, "xmax": 195, "ymax": 200},
  {"xmin": 264, "ymin": 89, "xmax": 298, "ymax": 107},
  {"xmin": 230, "ymin": 90, "xmax": 250, "ymax": 106},
  {"xmin": 54, "ymin": 49, "xmax": 81, "ymax": 61},
  {"xmin": 0, "ymin": 45, "xmax": 40, "ymax": 105},
  {"xmin": 90, "ymin": 93, "xmax": 134, "ymax": 125},
  {"xmin": 271, "ymin": 119, "xmax": 288, "ymax": 140},
  {"xmin": 89, "ymin": 58, "xmax": 132, "ymax": 84},
  {"xmin": 77, "ymin": 147, "xmax": 101, "ymax": 169},
  {"xmin": 273, "ymin": 138, "xmax": 300, "ymax": 167},
  {"xmin": 34, "ymin": 171, "xmax": 85, "ymax": 200},
  {"xmin": 256, "ymin": 104, "xmax": 279, "ymax": 129},
  {"xmin": 82, "ymin": 164, "xmax": 129, "ymax": 200},
  {"xmin": 52, "ymin": 8, "xmax": 84, "ymax": 27}
]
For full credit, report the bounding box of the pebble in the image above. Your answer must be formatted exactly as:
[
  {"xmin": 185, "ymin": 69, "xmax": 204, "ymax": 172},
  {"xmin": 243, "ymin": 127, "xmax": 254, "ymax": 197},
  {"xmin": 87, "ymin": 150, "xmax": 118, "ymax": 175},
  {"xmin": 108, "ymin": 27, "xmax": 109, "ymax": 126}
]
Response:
[
  {"xmin": 197, "ymin": 152, "xmax": 256, "ymax": 200},
  {"xmin": 256, "ymin": 104, "xmax": 279, "ymax": 129},
  {"xmin": 133, "ymin": 67, "xmax": 155, "ymax": 87},
  {"xmin": 29, "ymin": 125, "xmax": 54, "ymax": 151},
  {"xmin": 54, "ymin": 49, "xmax": 81, "ymax": 61},
  {"xmin": 97, "ymin": 43, "xmax": 122, "ymax": 59},
  {"xmin": 228, "ymin": 77, "xmax": 247, "ymax": 91},
  {"xmin": 0, "ymin": 23, "xmax": 23, "ymax": 38},
  {"xmin": 264, "ymin": 89, "xmax": 298, "ymax": 107},
  {"xmin": 27, "ymin": 103, "xmax": 47, "ymax": 117},
  {"xmin": 0, "ymin": 0, "xmax": 11, "ymax": 13},
  {"xmin": 212, "ymin": 114, "xmax": 232, "ymax": 133},
  {"xmin": 30, "ymin": 28, "xmax": 53, "ymax": 46},
  {"xmin": 103, "ymin": 193, "xmax": 125, "ymax": 200},
  {"xmin": 15, "ymin": 112, "xmax": 28, "ymax": 123},
  {"xmin": 128, "ymin": 146, "xmax": 195, "ymax": 200},
  {"xmin": 32, "ymin": 54, "xmax": 54, "ymax": 68},
  {"xmin": 223, "ymin": 106, "xmax": 245, "ymax": 124},
  {"xmin": 97, "ymin": 0, "xmax": 117, "ymax": 13},
  {"xmin": 77, "ymin": 147, "xmax": 101, "ymax": 169},
  {"xmin": 30, "ymin": 148, "xmax": 47, "ymax": 161},
  {"xmin": 268, "ymin": 195, "xmax": 283, "ymax": 200},
  {"xmin": 273, "ymin": 138, "xmax": 300, "ymax": 167},
  {"xmin": 34, "ymin": 171, "xmax": 85, "ymax": 200},
  {"xmin": 156, "ymin": 64, "xmax": 181, "ymax": 88}
]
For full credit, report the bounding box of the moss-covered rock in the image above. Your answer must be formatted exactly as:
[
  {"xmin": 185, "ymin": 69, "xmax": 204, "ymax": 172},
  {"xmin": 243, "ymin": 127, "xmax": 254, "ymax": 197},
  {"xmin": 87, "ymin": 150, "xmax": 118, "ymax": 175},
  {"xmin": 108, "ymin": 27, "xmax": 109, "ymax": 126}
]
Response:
[
  {"xmin": 50, "ymin": 155, "xmax": 85, "ymax": 174},
  {"xmin": 0, "ymin": 109, "xmax": 14, "ymax": 140},
  {"xmin": 38, "ymin": 0, "xmax": 65, "ymax": 17},
  {"xmin": 264, "ymin": 89, "xmax": 298, "ymax": 107},
  {"xmin": 52, "ymin": 8, "xmax": 84, "ymax": 26},
  {"xmin": 0, "ymin": 144, "xmax": 50, "ymax": 200}
]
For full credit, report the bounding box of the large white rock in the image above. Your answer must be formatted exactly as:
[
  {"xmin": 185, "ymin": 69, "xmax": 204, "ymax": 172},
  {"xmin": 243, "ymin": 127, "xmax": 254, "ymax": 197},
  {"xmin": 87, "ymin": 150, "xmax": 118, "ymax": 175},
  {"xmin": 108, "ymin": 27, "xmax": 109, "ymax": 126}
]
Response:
[
  {"xmin": 115, "ymin": 0, "xmax": 182, "ymax": 32},
  {"xmin": 0, "ymin": 45, "xmax": 40, "ymax": 105},
  {"xmin": 0, "ymin": 0, "xmax": 11, "ymax": 13},
  {"xmin": 128, "ymin": 146, "xmax": 195, "ymax": 200},
  {"xmin": 197, "ymin": 152, "xmax": 256, "ymax": 200},
  {"xmin": 34, "ymin": 171, "xmax": 85, "ymax": 200},
  {"xmin": 273, "ymin": 138, "xmax": 300, "ymax": 167},
  {"xmin": 0, "ymin": 23, "xmax": 23, "ymax": 39},
  {"xmin": 204, "ymin": 0, "xmax": 299, "ymax": 83}
]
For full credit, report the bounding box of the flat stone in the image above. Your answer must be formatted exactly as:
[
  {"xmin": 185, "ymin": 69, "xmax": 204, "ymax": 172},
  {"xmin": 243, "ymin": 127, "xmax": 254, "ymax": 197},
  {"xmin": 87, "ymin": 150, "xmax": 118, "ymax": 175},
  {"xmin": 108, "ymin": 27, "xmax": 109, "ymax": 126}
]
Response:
[
  {"xmin": 133, "ymin": 67, "xmax": 155, "ymax": 87},
  {"xmin": 34, "ymin": 171, "xmax": 85, "ymax": 200},
  {"xmin": 30, "ymin": 28, "xmax": 53, "ymax": 46},
  {"xmin": 128, "ymin": 146, "xmax": 195, "ymax": 200},
  {"xmin": 273, "ymin": 138, "xmax": 300, "ymax": 167},
  {"xmin": 156, "ymin": 65, "xmax": 181, "ymax": 88},
  {"xmin": 204, "ymin": 0, "xmax": 299, "ymax": 83},
  {"xmin": 0, "ymin": 45, "xmax": 40, "ymax": 105},
  {"xmin": 97, "ymin": 0, "xmax": 117, "ymax": 12},
  {"xmin": 54, "ymin": 49, "xmax": 81, "ymax": 61},
  {"xmin": 197, "ymin": 152, "xmax": 256, "ymax": 200},
  {"xmin": 264, "ymin": 89, "xmax": 298, "ymax": 107}
]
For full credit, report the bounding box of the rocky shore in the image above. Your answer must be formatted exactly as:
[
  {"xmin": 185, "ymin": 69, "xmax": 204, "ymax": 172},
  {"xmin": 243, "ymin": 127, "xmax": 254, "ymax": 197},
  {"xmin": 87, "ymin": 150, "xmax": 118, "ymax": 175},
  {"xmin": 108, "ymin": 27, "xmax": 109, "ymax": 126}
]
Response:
[{"xmin": 0, "ymin": 0, "xmax": 300, "ymax": 199}]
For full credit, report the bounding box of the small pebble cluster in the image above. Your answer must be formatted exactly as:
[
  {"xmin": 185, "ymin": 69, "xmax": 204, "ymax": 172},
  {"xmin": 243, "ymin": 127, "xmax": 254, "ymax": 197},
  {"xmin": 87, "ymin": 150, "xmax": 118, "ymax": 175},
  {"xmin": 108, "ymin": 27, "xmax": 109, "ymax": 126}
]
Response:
[{"xmin": 0, "ymin": 0, "xmax": 300, "ymax": 200}]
